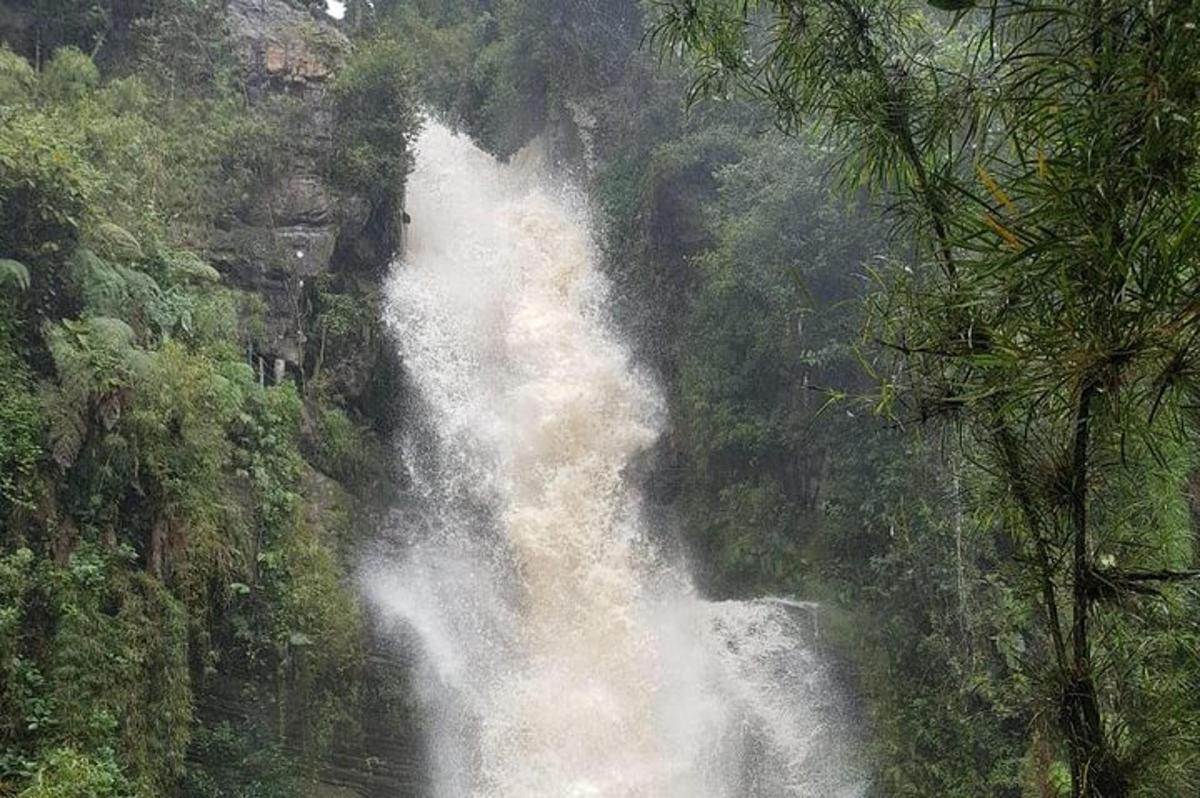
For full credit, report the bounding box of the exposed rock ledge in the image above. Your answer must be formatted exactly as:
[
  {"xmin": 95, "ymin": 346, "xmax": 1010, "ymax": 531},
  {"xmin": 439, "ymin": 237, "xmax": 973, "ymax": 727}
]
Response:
[{"xmin": 208, "ymin": 0, "xmax": 372, "ymax": 377}]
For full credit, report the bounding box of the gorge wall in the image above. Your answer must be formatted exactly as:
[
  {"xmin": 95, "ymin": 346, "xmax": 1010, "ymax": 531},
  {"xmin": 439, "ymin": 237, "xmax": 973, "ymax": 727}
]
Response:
[{"xmin": 205, "ymin": 2, "xmax": 423, "ymax": 795}]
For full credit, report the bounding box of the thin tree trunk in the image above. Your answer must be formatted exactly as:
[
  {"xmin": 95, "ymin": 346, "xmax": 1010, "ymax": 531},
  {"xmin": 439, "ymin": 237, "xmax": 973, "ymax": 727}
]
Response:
[
  {"xmin": 996, "ymin": 423, "xmax": 1068, "ymax": 674},
  {"xmin": 951, "ymin": 456, "xmax": 970, "ymax": 648},
  {"xmin": 1062, "ymin": 383, "xmax": 1124, "ymax": 798}
]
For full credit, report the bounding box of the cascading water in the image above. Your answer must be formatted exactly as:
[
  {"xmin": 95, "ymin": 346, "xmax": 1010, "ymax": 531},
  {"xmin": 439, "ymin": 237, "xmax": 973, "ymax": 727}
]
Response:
[{"xmin": 366, "ymin": 122, "xmax": 862, "ymax": 798}]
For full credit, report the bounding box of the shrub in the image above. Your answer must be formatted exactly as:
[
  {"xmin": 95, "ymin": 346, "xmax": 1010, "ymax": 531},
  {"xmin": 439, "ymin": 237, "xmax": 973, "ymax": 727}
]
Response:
[
  {"xmin": 331, "ymin": 35, "xmax": 421, "ymax": 228},
  {"xmin": 0, "ymin": 115, "xmax": 95, "ymax": 264},
  {"xmin": 314, "ymin": 405, "xmax": 376, "ymax": 486},
  {"xmin": 0, "ymin": 327, "xmax": 45, "ymax": 514},
  {"xmin": 17, "ymin": 747, "xmax": 129, "ymax": 798},
  {"xmin": 0, "ymin": 45, "xmax": 35, "ymax": 106},
  {"xmin": 39, "ymin": 47, "xmax": 99, "ymax": 104}
]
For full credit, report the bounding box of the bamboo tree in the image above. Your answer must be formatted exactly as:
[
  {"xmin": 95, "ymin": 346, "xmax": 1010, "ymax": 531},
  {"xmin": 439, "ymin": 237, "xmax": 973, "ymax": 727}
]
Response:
[{"xmin": 654, "ymin": 2, "xmax": 1200, "ymax": 795}]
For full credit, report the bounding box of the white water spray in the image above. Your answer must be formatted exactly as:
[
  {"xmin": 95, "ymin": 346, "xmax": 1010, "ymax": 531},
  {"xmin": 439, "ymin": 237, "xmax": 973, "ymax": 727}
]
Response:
[{"xmin": 367, "ymin": 123, "xmax": 861, "ymax": 797}]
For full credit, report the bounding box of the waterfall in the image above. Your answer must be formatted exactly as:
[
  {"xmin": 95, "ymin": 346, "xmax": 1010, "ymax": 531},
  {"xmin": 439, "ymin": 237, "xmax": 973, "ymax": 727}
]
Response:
[{"xmin": 365, "ymin": 122, "xmax": 862, "ymax": 798}]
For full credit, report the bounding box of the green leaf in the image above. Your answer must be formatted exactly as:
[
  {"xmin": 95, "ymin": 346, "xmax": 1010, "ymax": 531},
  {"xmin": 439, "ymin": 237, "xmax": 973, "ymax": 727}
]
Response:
[
  {"xmin": 288, "ymin": 632, "xmax": 313, "ymax": 647},
  {"xmin": 91, "ymin": 222, "xmax": 144, "ymax": 261},
  {"xmin": 165, "ymin": 251, "xmax": 221, "ymax": 283},
  {"xmin": 0, "ymin": 258, "xmax": 30, "ymax": 291}
]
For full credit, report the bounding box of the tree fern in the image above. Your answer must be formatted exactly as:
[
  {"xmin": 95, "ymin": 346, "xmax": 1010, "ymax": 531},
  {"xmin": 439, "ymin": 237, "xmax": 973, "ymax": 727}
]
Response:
[
  {"xmin": 69, "ymin": 249, "xmax": 195, "ymax": 343},
  {"xmin": 161, "ymin": 250, "xmax": 221, "ymax": 284},
  {"xmin": 40, "ymin": 380, "xmax": 88, "ymax": 470},
  {"xmin": 43, "ymin": 318, "xmax": 138, "ymax": 469}
]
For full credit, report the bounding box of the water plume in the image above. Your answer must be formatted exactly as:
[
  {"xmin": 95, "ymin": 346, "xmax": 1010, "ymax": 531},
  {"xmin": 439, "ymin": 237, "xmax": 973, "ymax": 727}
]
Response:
[{"xmin": 365, "ymin": 122, "xmax": 862, "ymax": 798}]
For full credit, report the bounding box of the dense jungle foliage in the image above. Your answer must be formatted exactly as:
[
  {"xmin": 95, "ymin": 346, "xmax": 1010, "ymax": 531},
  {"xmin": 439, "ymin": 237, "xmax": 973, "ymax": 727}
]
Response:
[
  {"xmin": 365, "ymin": 0, "xmax": 1200, "ymax": 796},
  {"xmin": 0, "ymin": 1, "xmax": 418, "ymax": 795}
]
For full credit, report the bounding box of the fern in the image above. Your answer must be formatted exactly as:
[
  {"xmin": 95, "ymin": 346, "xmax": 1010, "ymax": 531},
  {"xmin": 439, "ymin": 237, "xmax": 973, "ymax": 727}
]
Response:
[
  {"xmin": 41, "ymin": 380, "xmax": 87, "ymax": 469},
  {"xmin": 70, "ymin": 249, "xmax": 132, "ymax": 313},
  {"xmin": 43, "ymin": 318, "xmax": 139, "ymax": 468},
  {"xmin": 162, "ymin": 250, "xmax": 221, "ymax": 284},
  {"xmin": 0, "ymin": 258, "xmax": 30, "ymax": 291},
  {"xmin": 90, "ymin": 222, "xmax": 144, "ymax": 262},
  {"xmin": 69, "ymin": 249, "xmax": 195, "ymax": 342}
]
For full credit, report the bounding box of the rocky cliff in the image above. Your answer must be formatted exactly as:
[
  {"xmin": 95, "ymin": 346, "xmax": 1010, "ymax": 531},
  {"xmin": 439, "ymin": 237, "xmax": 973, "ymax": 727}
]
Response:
[
  {"xmin": 209, "ymin": 0, "xmax": 394, "ymax": 400},
  {"xmin": 210, "ymin": 0, "xmax": 345, "ymax": 376},
  {"xmin": 206, "ymin": 2, "xmax": 422, "ymax": 795}
]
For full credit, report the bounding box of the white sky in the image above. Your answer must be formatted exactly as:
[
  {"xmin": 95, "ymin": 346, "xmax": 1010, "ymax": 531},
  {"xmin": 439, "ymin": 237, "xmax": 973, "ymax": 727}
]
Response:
[{"xmin": 326, "ymin": 0, "xmax": 346, "ymax": 19}]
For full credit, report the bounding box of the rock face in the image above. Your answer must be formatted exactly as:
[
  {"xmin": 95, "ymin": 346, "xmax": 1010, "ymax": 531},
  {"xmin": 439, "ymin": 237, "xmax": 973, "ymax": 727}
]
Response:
[
  {"xmin": 209, "ymin": 0, "xmax": 371, "ymax": 378},
  {"xmin": 228, "ymin": 0, "xmax": 343, "ymax": 83},
  {"xmin": 206, "ymin": 3, "xmax": 423, "ymax": 796}
]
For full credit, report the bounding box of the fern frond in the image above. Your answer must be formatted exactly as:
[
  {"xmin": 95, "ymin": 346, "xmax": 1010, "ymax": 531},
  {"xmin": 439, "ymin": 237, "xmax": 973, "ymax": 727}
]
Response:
[
  {"xmin": 91, "ymin": 221, "xmax": 144, "ymax": 262},
  {"xmin": 164, "ymin": 250, "xmax": 221, "ymax": 284},
  {"xmin": 39, "ymin": 381, "xmax": 86, "ymax": 469},
  {"xmin": 0, "ymin": 258, "xmax": 30, "ymax": 291}
]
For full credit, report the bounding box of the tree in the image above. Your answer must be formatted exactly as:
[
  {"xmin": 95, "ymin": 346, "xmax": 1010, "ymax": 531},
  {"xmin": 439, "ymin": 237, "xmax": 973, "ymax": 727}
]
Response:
[{"xmin": 654, "ymin": 2, "xmax": 1200, "ymax": 796}]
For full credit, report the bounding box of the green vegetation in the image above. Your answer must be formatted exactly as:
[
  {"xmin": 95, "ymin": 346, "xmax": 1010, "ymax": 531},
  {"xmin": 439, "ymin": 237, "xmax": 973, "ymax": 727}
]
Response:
[
  {"xmin": 5, "ymin": 0, "xmax": 1199, "ymax": 796},
  {"xmin": 329, "ymin": 33, "xmax": 420, "ymax": 247},
  {"xmin": 654, "ymin": 3, "xmax": 1200, "ymax": 796},
  {"xmin": 0, "ymin": 2, "xmax": 416, "ymax": 795}
]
